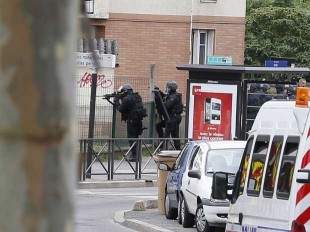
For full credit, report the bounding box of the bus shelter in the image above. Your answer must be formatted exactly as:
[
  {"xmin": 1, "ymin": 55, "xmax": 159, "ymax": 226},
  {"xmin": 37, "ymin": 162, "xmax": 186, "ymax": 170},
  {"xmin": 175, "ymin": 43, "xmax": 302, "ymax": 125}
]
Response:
[{"xmin": 176, "ymin": 64, "xmax": 310, "ymax": 140}]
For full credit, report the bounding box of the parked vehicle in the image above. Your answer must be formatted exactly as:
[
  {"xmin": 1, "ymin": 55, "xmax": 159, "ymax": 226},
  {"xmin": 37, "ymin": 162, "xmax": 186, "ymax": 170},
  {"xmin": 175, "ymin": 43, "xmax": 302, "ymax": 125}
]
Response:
[
  {"xmin": 158, "ymin": 141, "xmax": 206, "ymax": 221},
  {"xmin": 212, "ymin": 92, "xmax": 310, "ymax": 232},
  {"xmin": 179, "ymin": 140, "xmax": 246, "ymax": 232}
]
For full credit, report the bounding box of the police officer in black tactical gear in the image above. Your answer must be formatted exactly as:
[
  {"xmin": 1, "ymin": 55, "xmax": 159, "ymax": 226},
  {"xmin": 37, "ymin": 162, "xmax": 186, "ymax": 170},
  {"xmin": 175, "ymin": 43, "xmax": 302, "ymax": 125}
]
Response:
[
  {"xmin": 114, "ymin": 84, "xmax": 144, "ymax": 162},
  {"xmin": 161, "ymin": 81, "xmax": 183, "ymax": 150}
]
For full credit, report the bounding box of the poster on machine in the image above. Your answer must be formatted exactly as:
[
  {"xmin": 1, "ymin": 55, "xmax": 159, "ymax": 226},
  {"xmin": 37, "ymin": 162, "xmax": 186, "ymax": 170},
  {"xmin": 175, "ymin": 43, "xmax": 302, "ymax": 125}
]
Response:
[{"xmin": 188, "ymin": 82, "xmax": 238, "ymax": 140}]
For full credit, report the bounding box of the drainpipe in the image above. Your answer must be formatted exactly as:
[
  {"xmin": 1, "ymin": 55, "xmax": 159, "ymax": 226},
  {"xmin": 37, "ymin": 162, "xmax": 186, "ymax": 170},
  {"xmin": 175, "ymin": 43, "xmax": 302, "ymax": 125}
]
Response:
[{"xmin": 189, "ymin": 0, "xmax": 194, "ymax": 64}]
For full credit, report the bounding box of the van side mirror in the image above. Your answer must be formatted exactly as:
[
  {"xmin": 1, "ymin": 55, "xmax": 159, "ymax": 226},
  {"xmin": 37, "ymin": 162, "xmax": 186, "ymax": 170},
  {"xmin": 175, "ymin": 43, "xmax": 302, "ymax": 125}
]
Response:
[
  {"xmin": 158, "ymin": 163, "xmax": 172, "ymax": 171},
  {"xmin": 212, "ymin": 172, "xmax": 228, "ymax": 200},
  {"xmin": 188, "ymin": 170, "xmax": 201, "ymax": 179},
  {"xmin": 296, "ymin": 169, "xmax": 310, "ymax": 183}
]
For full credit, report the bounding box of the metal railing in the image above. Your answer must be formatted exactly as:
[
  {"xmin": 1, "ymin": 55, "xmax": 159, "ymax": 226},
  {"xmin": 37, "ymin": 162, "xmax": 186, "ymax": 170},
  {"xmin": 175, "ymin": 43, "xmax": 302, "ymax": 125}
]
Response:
[{"xmin": 79, "ymin": 138, "xmax": 191, "ymax": 181}]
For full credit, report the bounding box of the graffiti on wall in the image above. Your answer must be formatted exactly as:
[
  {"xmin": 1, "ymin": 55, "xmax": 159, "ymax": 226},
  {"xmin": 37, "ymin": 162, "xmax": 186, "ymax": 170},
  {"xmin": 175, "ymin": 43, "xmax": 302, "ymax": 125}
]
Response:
[{"xmin": 77, "ymin": 72, "xmax": 113, "ymax": 88}]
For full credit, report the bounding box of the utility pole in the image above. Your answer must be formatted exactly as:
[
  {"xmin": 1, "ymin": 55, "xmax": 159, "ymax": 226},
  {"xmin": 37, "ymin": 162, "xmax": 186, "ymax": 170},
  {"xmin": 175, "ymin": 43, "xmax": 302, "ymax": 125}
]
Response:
[{"xmin": 0, "ymin": 1, "xmax": 78, "ymax": 231}]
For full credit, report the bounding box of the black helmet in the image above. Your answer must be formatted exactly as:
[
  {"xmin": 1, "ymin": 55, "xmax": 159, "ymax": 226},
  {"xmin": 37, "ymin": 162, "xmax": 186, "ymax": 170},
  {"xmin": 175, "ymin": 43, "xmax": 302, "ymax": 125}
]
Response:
[
  {"xmin": 166, "ymin": 81, "xmax": 178, "ymax": 93},
  {"xmin": 249, "ymin": 83, "xmax": 259, "ymax": 92},
  {"xmin": 118, "ymin": 84, "xmax": 133, "ymax": 94},
  {"xmin": 262, "ymin": 84, "xmax": 270, "ymax": 93}
]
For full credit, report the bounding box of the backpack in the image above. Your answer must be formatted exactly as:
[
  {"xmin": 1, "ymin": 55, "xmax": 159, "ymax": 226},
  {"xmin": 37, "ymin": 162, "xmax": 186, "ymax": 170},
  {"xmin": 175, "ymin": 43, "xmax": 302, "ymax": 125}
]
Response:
[
  {"xmin": 130, "ymin": 93, "xmax": 147, "ymax": 121},
  {"xmin": 174, "ymin": 93, "xmax": 184, "ymax": 115}
]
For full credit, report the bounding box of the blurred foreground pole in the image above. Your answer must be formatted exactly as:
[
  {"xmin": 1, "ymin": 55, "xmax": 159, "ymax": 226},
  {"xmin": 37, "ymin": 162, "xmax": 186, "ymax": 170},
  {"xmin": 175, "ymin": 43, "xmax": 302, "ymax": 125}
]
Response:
[
  {"xmin": 86, "ymin": 73, "xmax": 97, "ymax": 177},
  {"xmin": 0, "ymin": 1, "xmax": 78, "ymax": 231}
]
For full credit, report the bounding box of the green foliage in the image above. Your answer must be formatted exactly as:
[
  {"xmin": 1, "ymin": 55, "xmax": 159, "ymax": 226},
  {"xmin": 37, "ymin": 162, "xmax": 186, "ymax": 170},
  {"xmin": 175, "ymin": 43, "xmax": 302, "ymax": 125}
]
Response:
[
  {"xmin": 273, "ymin": 0, "xmax": 295, "ymax": 7},
  {"xmin": 245, "ymin": 1, "xmax": 310, "ymax": 67},
  {"xmin": 247, "ymin": 0, "xmax": 274, "ymax": 12}
]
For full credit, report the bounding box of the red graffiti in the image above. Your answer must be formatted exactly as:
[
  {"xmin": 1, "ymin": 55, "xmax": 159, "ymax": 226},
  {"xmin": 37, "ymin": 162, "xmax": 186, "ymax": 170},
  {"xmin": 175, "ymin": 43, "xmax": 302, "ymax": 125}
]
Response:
[{"xmin": 77, "ymin": 72, "xmax": 113, "ymax": 88}]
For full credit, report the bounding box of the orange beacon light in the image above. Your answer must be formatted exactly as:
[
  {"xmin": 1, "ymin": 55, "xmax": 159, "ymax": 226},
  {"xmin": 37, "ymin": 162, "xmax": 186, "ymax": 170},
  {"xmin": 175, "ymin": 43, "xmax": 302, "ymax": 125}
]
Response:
[{"xmin": 296, "ymin": 87, "xmax": 309, "ymax": 108}]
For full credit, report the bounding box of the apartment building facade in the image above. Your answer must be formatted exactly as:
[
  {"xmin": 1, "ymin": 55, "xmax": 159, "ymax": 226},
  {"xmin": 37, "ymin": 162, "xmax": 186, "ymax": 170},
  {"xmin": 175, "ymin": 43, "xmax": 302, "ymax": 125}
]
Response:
[{"xmin": 81, "ymin": 0, "xmax": 246, "ymax": 97}]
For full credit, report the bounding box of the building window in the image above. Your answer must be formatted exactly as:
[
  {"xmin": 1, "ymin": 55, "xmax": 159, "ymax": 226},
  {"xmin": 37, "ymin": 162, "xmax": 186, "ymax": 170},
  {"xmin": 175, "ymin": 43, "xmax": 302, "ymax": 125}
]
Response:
[
  {"xmin": 192, "ymin": 30, "xmax": 214, "ymax": 64},
  {"xmin": 84, "ymin": 0, "xmax": 94, "ymax": 14}
]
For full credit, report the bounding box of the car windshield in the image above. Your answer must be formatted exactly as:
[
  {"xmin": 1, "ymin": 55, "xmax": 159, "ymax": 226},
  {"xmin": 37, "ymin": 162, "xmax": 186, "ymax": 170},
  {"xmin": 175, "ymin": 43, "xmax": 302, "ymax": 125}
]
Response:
[{"xmin": 205, "ymin": 148, "xmax": 244, "ymax": 174}]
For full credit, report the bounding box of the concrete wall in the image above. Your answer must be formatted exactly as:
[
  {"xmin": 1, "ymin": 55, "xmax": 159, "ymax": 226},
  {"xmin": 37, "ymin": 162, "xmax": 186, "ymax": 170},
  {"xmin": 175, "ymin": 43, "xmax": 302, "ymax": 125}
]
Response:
[{"xmin": 109, "ymin": 0, "xmax": 245, "ymax": 17}]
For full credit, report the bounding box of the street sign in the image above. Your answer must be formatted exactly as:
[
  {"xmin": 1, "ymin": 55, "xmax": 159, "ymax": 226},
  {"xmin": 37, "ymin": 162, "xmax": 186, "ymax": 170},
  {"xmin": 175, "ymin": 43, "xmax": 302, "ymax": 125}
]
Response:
[
  {"xmin": 207, "ymin": 56, "xmax": 232, "ymax": 66},
  {"xmin": 265, "ymin": 60, "xmax": 288, "ymax": 67}
]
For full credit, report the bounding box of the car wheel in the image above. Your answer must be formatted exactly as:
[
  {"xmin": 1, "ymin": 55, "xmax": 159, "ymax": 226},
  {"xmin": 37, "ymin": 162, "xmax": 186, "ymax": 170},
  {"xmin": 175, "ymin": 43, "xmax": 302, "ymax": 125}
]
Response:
[
  {"xmin": 181, "ymin": 196, "xmax": 195, "ymax": 228},
  {"xmin": 195, "ymin": 203, "xmax": 210, "ymax": 232},
  {"xmin": 177, "ymin": 195, "xmax": 182, "ymax": 224},
  {"xmin": 165, "ymin": 193, "xmax": 178, "ymax": 219}
]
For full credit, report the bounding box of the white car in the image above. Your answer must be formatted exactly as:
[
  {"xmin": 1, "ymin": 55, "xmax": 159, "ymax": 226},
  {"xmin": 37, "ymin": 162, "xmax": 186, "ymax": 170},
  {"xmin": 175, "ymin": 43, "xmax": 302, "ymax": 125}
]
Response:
[{"xmin": 179, "ymin": 140, "xmax": 246, "ymax": 232}]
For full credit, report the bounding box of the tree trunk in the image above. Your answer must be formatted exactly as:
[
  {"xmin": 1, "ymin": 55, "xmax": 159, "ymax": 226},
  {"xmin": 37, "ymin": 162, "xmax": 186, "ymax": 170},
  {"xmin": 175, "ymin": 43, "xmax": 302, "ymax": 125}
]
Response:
[{"xmin": 0, "ymin": 1, "xmax": 78, "ymax": 231}]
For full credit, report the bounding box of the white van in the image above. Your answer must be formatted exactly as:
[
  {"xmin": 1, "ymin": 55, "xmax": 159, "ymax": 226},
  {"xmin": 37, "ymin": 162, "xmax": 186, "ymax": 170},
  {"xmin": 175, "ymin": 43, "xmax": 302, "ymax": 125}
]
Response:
[{"xmin": 212, "ymin": 95, "xmax": 310, "ymax": 232}]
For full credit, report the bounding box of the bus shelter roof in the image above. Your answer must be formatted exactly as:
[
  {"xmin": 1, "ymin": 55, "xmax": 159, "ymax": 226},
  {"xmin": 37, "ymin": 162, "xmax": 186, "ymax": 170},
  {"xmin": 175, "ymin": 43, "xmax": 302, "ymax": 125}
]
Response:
[{"xmin": 176, "ymin": 64, "xmax": 310, "ymax": 74}]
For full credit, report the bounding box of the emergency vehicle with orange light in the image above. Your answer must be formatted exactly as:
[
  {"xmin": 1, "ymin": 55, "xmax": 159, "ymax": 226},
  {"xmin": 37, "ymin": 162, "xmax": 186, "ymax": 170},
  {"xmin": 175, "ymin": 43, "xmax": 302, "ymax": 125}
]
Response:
[{"xmin": 211, "ymin": 87, "xmax": 310, "ymax": 232}]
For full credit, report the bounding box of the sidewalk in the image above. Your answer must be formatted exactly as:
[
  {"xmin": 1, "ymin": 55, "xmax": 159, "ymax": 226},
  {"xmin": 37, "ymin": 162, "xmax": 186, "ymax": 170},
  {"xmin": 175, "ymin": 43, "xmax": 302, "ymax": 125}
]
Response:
[
  {"xmin": 114, "ymin": 208, "xmax": 224, "ymax": 232},
  {"xmin": 114, "ymin": 207, "xmax": 197, "ymax": 232}
]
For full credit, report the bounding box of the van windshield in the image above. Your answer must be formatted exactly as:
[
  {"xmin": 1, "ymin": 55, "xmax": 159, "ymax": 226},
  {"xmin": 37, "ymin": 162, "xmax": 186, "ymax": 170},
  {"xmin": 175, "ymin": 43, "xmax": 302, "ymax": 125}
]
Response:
[{"xmin": 205, "ymin": 149, "xmax": 244, "ymax": 174}]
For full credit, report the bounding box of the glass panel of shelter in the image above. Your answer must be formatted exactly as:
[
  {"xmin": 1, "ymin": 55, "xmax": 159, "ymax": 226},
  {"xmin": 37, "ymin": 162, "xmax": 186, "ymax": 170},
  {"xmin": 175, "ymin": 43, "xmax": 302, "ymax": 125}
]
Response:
[{"xmin": 246, "ymin": 82, "xmax": 297, "ymax": 134}]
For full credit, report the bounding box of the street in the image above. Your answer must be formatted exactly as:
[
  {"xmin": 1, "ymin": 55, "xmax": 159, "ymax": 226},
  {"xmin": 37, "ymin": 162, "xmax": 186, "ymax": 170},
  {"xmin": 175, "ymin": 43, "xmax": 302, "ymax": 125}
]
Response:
[
  {"xmin": 74, "ymin": 187, "xmax": 158, "ymax": 232},
  {"xmin": 74, "ymin": 186, "xmax": 204, "ymax": 232}
]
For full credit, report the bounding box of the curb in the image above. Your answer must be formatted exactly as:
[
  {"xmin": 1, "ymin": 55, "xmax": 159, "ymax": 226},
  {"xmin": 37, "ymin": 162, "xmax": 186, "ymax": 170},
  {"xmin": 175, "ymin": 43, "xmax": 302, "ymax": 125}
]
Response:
[
  {"xmin": 78, "ymin": 179, "xmax": 157, "ymax": 189},
  {"xmin": 114, "ymin": 210, "xmax": 173, "ymax": 232}
]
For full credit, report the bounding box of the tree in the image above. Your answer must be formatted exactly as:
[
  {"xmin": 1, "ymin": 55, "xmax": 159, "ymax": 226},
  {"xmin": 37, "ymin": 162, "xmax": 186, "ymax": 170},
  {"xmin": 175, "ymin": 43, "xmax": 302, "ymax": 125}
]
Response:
[
  {"xmin": 245, "ymin": 0, "xmax": 310, "ymax": 67},
  {"xmin": 0, "ymin": 1, "xmax": 78, "ymax": 231}
]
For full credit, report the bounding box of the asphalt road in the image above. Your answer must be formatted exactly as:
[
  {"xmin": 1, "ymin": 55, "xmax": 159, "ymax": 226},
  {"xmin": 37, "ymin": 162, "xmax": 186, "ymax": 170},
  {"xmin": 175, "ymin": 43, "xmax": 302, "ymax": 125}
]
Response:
[
  {"xmin": 75, "ymin": 157, "xmax": 224, "ymax": 232},
  {"xmin": 74, "ymin": 187, "xmax": 158, "ymax": 232}
]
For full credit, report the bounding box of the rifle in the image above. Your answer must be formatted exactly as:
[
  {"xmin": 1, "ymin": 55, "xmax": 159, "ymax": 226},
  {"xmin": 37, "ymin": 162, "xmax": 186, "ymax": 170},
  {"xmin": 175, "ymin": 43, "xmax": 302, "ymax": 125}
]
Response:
[
  {"xmin": 102, "ymin": 92, "xmax": 121, "ymax": 100},
  {"xmin": 102, "ymin": 91, "xmax": 123, "ymax": 105}
]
